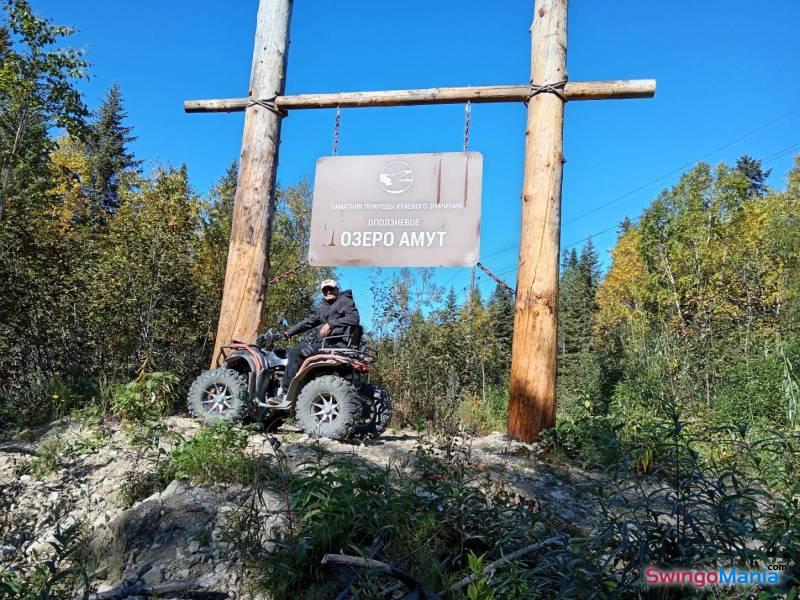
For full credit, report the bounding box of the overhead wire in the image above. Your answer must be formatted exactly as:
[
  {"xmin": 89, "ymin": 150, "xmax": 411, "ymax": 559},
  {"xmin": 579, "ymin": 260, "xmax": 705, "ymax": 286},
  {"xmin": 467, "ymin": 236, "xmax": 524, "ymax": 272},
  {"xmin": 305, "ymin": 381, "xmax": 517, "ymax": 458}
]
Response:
[
  {"xmin": 565, "ymin": 105, "xmax": 800, "ymax": 225},
  {"xmin": 492, "ymin": 138, "xmax": 800, "ymax": 278},
  {"xmin": 477, "ymin": 106, "xmax": 800, "ymax": 263}
]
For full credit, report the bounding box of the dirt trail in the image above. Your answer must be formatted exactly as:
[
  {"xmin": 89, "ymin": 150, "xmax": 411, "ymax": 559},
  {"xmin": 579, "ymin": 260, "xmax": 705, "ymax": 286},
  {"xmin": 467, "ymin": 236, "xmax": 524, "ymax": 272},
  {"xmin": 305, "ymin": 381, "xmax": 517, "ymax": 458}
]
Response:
[{"xmin": 0, "ymin": 417, "xmax": 598, "ymax": 597}]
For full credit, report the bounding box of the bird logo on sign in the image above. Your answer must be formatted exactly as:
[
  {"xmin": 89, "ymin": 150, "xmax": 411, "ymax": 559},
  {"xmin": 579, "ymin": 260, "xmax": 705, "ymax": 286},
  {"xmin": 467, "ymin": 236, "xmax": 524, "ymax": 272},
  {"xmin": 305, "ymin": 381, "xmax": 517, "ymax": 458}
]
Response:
[{"xmin": 379, "ymin": 160, "xmax": 414, "ymax": 194}]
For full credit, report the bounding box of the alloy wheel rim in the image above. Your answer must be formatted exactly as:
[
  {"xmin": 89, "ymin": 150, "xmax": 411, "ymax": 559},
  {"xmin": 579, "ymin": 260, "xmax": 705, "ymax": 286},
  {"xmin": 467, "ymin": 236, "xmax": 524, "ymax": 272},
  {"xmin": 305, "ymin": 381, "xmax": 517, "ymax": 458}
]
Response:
[
  {"xmin": 202, "ymin": 383, "xmax": 234, "ymax": 414},
  {"xmin": 311, "ymin": 393, "xmax": 339, "ymax": 424}
]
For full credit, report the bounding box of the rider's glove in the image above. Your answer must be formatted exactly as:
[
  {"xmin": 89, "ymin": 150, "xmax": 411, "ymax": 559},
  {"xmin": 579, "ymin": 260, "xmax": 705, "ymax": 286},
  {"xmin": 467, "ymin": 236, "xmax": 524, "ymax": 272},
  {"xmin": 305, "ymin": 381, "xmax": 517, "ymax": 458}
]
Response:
[{"xmin": 282, "ymin": 331, "xmax": 290, "ymax": 341}]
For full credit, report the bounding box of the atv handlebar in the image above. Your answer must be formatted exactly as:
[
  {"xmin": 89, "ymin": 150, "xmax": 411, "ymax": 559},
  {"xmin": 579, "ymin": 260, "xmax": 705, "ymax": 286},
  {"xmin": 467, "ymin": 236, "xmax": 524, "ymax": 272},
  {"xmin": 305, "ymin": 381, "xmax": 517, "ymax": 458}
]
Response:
[{"xmin": 256, "ymin": 330, "xmax": 286, "ymax": 348}]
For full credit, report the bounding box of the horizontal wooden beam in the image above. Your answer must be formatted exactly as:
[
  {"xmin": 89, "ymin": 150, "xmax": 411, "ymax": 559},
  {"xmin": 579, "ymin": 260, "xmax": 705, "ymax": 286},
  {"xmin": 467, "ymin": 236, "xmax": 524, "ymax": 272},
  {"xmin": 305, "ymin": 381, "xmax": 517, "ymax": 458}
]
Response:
[{"xmin": 184, "ymin": 79, "xmax": 655, "ymax": 113}]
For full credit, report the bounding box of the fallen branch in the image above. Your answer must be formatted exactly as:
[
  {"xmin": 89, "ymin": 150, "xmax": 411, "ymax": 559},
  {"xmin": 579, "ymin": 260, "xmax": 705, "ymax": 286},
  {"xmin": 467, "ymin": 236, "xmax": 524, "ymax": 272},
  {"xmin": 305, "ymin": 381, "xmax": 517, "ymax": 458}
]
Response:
[
  {"xmin": 0, "ymin": 442, "xmax": 37, "ymax": 455},
  {"xmin": 334, "ymin": 527, "xmax": 388, "ymax": 600},
  {"xmin": 442, "ymin": 535, "xmax": 565, "ymax": 595},
  {"xmin": 322, "ymin": 554, "xmax": 435, "ymax": 599},
  {"xmin": 85, "ymin": 577, "xmax": 203, "ymax": 600}
]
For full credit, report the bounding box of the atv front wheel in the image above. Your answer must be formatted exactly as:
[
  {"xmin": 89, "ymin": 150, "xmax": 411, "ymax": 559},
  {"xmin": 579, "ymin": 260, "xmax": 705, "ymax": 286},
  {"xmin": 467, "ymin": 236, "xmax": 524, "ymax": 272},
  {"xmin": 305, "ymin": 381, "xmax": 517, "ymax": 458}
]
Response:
[
  {"xmin": 354, "ymin": 383, "xmax": 392, "ymax": 439},
  {"xmin": 296, "ymin": 375, "xmax": 362, "ymax": 440},
  {"xmin": 187, "ymin": 368, "xmax": 248, "ymax": 425}
]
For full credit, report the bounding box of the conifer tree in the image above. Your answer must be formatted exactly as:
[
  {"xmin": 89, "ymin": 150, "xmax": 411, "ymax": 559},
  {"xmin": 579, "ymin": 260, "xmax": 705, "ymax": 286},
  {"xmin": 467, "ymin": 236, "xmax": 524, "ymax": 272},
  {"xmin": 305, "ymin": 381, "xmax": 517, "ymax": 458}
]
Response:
[
  {"xmin": 558, "ymin": 241, "xmax": 602, "ymax": 410},
  {"xmin": 558, "ymin": 249, "xmax": 581, "ymax": 354},
  {"xmin": 487, "ymin": 283, "xmax": 515, "ymax": 384},
  {"xmin": 579, "ymin": 237, "xmax": 600, "ymax": 294},
  {"xmin": 736, "ymin": 154, "xmax": 771, "ymax": 197},
  {"xmin": 440, "ymin": 287, "xmax": 460, "ymax": 326},
  {"xmin": 87, "ymin": 83, "xmax": 139, "ymax": 213}
]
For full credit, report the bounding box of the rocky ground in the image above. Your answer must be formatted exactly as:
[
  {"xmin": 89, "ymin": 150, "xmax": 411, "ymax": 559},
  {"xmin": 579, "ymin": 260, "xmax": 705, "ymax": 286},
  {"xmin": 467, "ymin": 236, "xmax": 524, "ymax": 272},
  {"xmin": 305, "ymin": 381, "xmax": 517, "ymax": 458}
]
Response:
[{"xmin": 0, "ymin": 416, "xmax": 599, "ymax": 598}]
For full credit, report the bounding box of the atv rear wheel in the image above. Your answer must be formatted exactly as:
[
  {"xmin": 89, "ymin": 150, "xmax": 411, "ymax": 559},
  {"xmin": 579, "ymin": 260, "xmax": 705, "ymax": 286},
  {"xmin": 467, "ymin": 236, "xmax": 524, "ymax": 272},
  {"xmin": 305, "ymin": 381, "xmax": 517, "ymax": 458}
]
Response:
[
  {"xmin": 187, "ymin": 368, "xmax": 248, "ymax": 425},
  {"xmin": 296, "ymin": 375, "xmax": 362, "ymax": 440},
  {"xmin": 354, "ymin": 383, "xmax": 392, "ymax": 439}
]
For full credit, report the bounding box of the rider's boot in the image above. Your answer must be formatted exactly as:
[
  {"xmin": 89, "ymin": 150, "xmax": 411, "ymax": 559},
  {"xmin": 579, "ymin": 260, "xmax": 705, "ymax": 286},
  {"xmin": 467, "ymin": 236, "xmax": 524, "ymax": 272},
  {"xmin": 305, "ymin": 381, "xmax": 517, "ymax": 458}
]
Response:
[{"xmin": 261, "ymin": 385, "xmax": 290, "ymax": 409}]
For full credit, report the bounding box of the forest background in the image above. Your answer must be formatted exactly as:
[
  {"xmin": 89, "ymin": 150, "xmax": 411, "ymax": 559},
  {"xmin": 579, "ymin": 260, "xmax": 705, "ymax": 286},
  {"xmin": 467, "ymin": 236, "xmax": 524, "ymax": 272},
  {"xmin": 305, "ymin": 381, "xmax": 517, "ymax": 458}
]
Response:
[{"xmin": 4, "ymin": 2, "xmax": 800, "ymax": 596}]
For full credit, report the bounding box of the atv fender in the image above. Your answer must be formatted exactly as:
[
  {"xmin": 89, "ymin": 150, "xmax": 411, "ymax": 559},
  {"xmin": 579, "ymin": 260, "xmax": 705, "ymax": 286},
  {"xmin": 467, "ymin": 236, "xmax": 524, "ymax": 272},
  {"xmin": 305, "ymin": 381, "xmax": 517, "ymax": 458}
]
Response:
[
  {"xmin": 286, "ymin": 355, "xmax": 357, "ymax": 404},
  {"xmin": 221, "ymin": 346, "xmax": 265, "ymax": 400}
]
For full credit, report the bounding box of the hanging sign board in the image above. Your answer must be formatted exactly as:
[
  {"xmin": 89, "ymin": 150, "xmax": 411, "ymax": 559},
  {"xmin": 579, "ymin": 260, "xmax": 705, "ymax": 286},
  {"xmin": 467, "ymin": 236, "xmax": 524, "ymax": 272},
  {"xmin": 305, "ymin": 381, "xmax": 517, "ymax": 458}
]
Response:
[{"xmin": 308, "ymin": 152, "xmax": 482, "ymax": 267}]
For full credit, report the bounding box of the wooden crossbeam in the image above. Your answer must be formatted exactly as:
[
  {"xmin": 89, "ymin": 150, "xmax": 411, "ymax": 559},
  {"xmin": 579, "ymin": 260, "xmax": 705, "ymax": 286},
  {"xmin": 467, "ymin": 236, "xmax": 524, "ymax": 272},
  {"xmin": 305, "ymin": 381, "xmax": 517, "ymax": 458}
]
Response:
[{"xmin": 184, "ymin": 79, "xmax": 655, "ymax": 113}]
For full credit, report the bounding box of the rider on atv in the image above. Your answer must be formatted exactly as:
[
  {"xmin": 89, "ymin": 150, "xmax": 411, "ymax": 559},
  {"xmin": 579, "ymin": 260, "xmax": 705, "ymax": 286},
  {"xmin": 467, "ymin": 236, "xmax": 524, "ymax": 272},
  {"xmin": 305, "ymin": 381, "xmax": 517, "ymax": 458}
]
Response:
[
  {"xmin": 271, "ymin": 279, "xmax": 360, "ymax": 401},
  {"xmin": 189, "ymin": 277, "xmax": 390, "ymax": 440}
]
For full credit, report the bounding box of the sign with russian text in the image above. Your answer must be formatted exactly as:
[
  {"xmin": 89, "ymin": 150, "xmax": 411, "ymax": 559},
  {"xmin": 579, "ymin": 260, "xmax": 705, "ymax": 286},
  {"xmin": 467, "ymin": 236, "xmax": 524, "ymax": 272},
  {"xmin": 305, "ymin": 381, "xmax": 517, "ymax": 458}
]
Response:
[{"xmin": 308, "ymin": 152, "xmax": 482, "ymax": 267}]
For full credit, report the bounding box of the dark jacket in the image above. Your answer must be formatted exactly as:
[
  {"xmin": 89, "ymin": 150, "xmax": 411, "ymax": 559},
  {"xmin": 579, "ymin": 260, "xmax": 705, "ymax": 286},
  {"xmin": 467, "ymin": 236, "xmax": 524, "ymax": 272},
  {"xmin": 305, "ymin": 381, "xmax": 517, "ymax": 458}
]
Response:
[{"xmin": 286, "ymin": 290, "xmax": 360, "ymax": 343}]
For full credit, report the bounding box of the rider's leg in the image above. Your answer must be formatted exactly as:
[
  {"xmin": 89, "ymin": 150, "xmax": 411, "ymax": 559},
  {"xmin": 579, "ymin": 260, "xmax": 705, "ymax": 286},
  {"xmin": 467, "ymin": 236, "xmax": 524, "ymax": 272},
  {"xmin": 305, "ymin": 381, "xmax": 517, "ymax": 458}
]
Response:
[{"xmin": 281, "ymin": 342, "xmax": 322, "ymax": 391}]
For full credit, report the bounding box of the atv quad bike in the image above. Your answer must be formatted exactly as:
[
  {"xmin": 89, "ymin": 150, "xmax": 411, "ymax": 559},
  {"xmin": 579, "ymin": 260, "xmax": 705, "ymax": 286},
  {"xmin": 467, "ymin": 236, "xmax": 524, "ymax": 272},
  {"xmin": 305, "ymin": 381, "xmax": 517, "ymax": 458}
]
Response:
[{"xmin": 186, "ymin": 326, "xmax": 391, "ymax": 441}]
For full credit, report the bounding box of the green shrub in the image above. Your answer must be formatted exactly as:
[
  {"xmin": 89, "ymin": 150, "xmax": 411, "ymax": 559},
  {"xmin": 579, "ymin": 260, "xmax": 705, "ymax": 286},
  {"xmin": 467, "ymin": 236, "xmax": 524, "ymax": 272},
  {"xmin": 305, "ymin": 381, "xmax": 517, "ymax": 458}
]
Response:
[
  {"xmin": 590, "ymin": 417, "xmax": 800, "ymax": 593},
  {"xmin": 0, "ymin": 521, "xmax": 92, "ymax": 599},
  {"xmin": 17, "ymin": 428, "xmax": 108, "ymax": 480},
  {"xmin": 117, "ymin": 420, "xmax": 180, "ymax": 507},
  {"xmin": 166, "ymin": 422, "xmax": 256, "ymax": 485},
  {"xmin": 459, "ymin": 386, "xmax": 508, "ymax": 434},
  {"xmin": 25, "ymin": 437, "xmax": 66, "ymax": 479},
  {"xmin": 0, "ymin": 372, "xmax": 90, "ymax": 430},
  {"xmin": 235, "ymin": 437, "xmax": 609, "ymax": 599},
  {"xmin": 110, "ymin": 371, "xmax": 178, "ymax": 421},
  {"xmin": 713, "ymin": 338, "xmax": 800, "ymax": 429},
  {"xmin": 117, "ymin": 470, "xmax": 168, "ymax": 509},
  {"xmin": 541, "ymin": 404, "xmax": 626, "ymax": 469}
]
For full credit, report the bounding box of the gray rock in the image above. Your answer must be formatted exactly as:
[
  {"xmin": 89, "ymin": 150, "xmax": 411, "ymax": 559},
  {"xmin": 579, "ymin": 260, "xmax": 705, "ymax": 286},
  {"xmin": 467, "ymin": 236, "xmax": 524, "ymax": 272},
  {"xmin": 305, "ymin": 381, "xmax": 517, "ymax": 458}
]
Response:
[
  {"xmin": 122, "ymin": 570, "xmax": 139, "ymax": 585},
  {"xmin": 92, "ymin": 512, "xmax": 109, "ymax": 530},
  {"xmin": 141, "ymin": 565, "xmax": 162, "ymax": 585},
  {"xmin": 558, "ymin": 508, "xmax": 576, "ymax": 521},
  {"xmin": 95, "ymin": 582, "xmax": 115, "ymax": 593},
  {"xmin": 161, "ymin": 479, "xmax": 186, "ymax": 498},
  {"xmin": 188, "ymin": 540, "xmax": 201, "ymax": 553},
  {"xmin": 26, "ymin": 539, "xmax": 54, "ymax": 559}
]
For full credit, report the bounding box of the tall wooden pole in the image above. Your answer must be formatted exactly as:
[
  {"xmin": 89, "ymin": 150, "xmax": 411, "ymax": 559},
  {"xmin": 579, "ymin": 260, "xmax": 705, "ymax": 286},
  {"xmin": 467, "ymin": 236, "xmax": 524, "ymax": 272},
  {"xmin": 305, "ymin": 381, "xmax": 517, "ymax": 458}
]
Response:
[
  {"xmin": 211, "ymin": 0, "xmax": 293, "ymax": 363},
  {"xmin": 508, "ymin": 0, "xmax": 567, "ymax": 442}
]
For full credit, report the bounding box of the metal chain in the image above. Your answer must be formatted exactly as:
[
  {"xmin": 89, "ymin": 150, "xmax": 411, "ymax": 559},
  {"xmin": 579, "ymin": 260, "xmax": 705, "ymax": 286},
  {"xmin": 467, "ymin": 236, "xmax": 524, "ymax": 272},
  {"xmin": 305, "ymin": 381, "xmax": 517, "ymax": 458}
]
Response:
[
  {"xmin": 332, "ymin": 106, "xmax": 341, "ymax": 155},
  {"xmin": 477, "ymin": 262, "xmax": 516, "ymax": 295},
  {"xmin": 463, "ymin": 101, "xmax": 471, "ymax": 152}
]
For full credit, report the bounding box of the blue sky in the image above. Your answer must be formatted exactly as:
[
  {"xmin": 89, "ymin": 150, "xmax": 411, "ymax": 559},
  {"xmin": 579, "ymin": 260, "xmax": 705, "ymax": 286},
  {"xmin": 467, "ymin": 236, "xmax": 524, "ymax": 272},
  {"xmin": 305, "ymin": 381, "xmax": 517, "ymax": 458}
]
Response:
[{"xmin": 31, "ymin": 0, "xmax": 800, "ymax": 325}]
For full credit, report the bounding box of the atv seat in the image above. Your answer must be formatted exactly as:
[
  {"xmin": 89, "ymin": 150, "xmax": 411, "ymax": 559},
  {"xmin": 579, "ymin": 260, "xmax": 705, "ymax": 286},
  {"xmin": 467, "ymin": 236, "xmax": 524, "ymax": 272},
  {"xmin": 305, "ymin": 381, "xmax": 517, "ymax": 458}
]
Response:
[
  {"xmin": 348, "ymin": 324, "xmax": 363, "ymax": 348},
  {"xmin": 320, "ymin": 324, "xmax": 363, "ymax": 350}
]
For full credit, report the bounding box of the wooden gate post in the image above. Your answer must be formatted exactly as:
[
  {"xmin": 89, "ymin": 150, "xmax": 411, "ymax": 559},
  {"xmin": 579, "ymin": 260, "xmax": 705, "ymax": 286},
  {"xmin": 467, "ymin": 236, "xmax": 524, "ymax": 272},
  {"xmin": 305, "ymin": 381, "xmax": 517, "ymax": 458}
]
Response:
[
  {"xmin": 211, "ymin": 0, "xmax": 293, "ymax": 364},
  {"xmin": 507, "ymin": 0, "xmax": 567, "ymax": 442}
]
